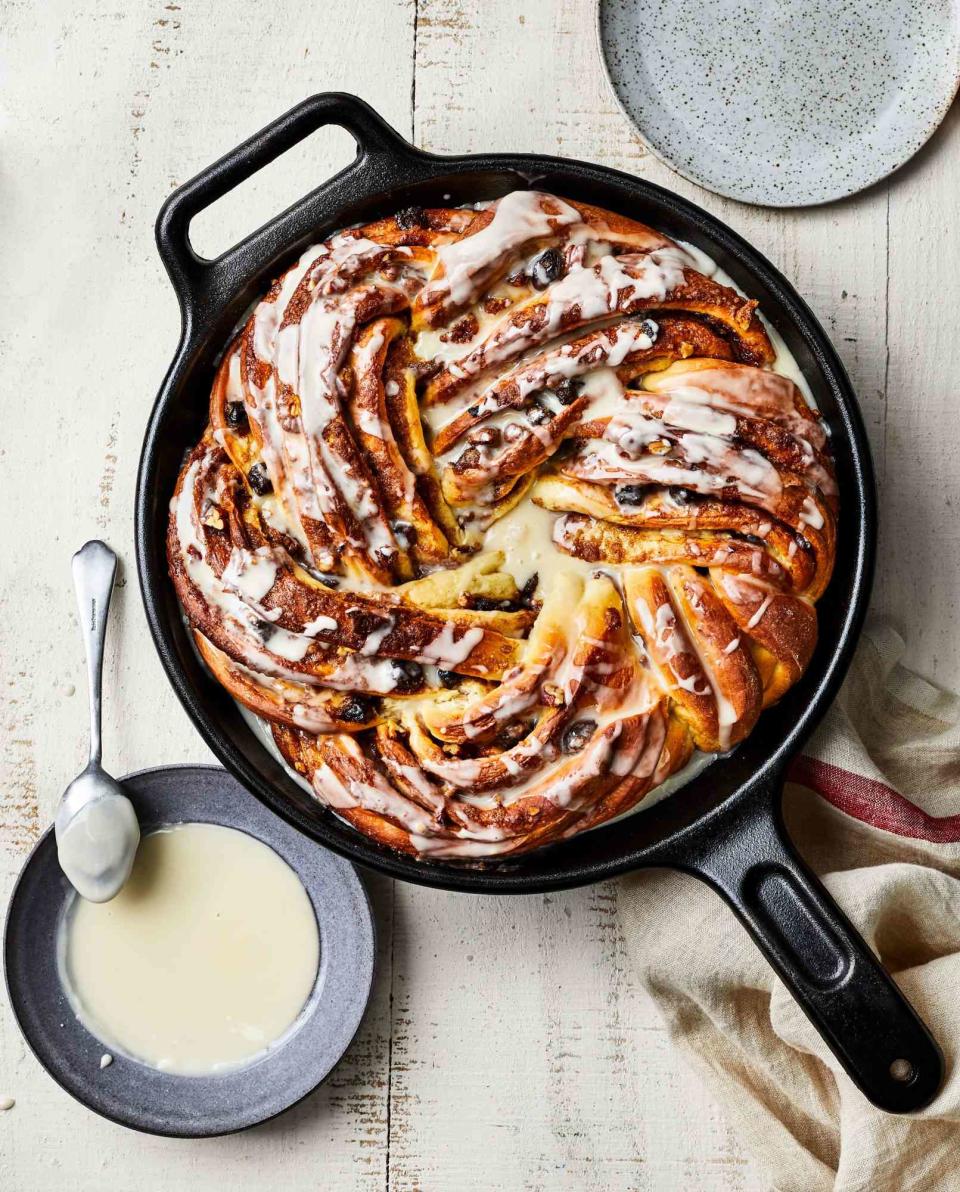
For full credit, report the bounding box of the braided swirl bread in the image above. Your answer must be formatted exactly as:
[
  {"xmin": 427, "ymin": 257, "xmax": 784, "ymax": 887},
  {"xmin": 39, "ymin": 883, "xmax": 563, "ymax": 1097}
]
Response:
[{"xmin": 169, "ymin": 191, "xmax": 836, "ymax": 858}]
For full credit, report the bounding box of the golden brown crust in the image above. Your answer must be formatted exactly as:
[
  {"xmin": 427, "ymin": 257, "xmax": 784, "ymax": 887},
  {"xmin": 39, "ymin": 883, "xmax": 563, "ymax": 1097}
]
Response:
[{"xmin": 168, "ymin": 190, "xmax": 835, "ymax": 860}]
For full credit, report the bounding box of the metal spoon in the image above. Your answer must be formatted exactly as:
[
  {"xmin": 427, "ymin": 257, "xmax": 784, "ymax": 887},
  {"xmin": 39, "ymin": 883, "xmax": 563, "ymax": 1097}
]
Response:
[{"xmin": 55, "ymin": 541, "xmax": 140, "ymax": 902}]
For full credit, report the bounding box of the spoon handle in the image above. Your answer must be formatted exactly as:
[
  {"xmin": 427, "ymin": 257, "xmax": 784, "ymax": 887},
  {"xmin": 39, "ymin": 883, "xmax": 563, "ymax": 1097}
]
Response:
[{"xmin": 71, "ymin": 541, "xmax": 118, "ymax": 768}]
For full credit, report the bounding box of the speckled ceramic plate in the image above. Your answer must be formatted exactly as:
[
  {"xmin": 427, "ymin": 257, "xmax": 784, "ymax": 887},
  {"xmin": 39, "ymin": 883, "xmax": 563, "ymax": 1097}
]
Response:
[
  {"xmin": 598, "ymin": 0, "xmax": 960, "ymax": 206},
  {"xmin": 3, "ymin": 765, "xmax": 375, "ymax": 1137}
]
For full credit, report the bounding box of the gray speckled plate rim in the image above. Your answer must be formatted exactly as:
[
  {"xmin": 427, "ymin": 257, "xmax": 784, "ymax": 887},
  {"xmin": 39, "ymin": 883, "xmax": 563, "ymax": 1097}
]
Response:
[
  {"xmin": 2, "ymin": 763, "xmax": 376, "ymax": 1138},
  {"xmin": 594, "ymin": 0, "xmax": 960, "ymax": 208}
]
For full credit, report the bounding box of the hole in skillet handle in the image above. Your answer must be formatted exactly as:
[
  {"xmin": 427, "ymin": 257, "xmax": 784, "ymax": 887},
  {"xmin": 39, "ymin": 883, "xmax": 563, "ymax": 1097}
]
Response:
[
  {"xmin": 188, "ymin": 126, "xmax": 358, "ymax": 261},
  {"xmin": 890, "ymin": 1058, "xmax": 917, "ymax": 1084},
  {"xmin": 663, "ymin": 762, "xmax": 945, "ymax": 1114},
  {"xmin": 154, "ymin": 92, "xmax": 443, "ymax": 341}
]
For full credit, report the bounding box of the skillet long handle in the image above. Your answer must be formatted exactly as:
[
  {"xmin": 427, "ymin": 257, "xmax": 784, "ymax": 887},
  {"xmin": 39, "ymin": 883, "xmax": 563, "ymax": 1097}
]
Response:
[{"xmin": 674, "ymin": 769, "xmax": 943, "ymax": 1112}]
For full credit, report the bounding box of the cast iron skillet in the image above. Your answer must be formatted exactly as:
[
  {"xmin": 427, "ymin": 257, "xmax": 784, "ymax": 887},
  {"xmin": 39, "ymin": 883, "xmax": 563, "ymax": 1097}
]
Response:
[{"xmin": 136, "ymin": 93, "xmax": 944, "ymax": 1113}]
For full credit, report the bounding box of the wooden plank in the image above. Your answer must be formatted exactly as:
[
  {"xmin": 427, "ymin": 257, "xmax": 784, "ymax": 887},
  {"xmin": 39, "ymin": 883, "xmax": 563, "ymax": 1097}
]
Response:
[
  {"xmin": 0, "ymin": 1, "xmax": 413, "ymax": 1187},
  {"xmin": 408, "ymin": 2, "xmax": 881, "ymax": 1188},
  {"xmin": 387, "ymin": 878, "xmax": 756, "ymax": 1191},
  {"xmin": 880, "ymin": 107, "xmax": 960, "ymax": 688}
]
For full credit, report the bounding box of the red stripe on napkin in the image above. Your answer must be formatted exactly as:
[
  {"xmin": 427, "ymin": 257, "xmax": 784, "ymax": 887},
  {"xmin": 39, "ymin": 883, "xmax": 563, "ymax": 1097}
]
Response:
[{"xmin": 789, "ymin": 755, "xmax": 960, "ymax": 844}]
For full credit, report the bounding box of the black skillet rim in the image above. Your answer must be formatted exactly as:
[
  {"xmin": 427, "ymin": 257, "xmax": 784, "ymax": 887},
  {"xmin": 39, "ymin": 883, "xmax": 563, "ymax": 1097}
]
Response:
[{"xmin": 136, "ymin": 102, "xmax": 876, "ymax": 895}]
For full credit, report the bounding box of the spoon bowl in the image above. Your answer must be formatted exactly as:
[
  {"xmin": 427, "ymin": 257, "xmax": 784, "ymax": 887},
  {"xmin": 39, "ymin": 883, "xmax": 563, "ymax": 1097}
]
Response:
[{"xmin": 55, "ymin": 770, "xmax": 140, "ymax": 903}]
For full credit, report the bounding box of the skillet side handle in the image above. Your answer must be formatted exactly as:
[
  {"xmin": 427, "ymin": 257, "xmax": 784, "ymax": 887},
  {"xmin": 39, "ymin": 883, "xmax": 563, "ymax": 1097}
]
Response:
[
  {"xmin": 155, "ymin": 92, "xmax": 429, "ymax": 334},
  {"xmin": 675, "ymin": 768, "xmax": 944, "ymax": 1113}
]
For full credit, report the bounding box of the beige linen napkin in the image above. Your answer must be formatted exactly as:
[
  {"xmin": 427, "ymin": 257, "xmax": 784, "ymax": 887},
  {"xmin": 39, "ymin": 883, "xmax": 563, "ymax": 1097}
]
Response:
[{"xmin": 619, "ymin": 624, "xmax": 960, "ymax": 1192}]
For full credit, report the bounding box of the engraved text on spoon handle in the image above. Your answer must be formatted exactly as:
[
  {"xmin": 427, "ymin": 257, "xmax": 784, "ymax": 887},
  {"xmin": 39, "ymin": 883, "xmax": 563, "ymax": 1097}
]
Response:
[{"xmin": 71, "ymin": 541, "xmax": 118, "ymax": 768}]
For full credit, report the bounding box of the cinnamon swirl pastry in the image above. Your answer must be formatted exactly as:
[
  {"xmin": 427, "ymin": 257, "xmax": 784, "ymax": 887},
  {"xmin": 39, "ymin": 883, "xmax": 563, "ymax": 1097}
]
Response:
[{"xmin": 169, "ymin": 191, "xmax": 836, "ymax": 858}]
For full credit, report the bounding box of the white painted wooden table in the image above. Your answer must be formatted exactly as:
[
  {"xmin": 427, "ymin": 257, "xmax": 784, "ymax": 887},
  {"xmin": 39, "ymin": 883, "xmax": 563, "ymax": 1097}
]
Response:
[{"xmin": 2, "ymin": 3, "xmax": 958, "ymax": 1188}]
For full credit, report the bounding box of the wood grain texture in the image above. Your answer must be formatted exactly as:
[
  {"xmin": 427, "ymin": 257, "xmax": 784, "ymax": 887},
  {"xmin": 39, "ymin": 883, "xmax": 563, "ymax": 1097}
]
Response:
[
  {"xmin": 2, "ymin": 0, "xmax": 959, "ymax": 1189},
  {"xmin": 0, "ymin": 2, "xmax": 412, "ymax": 1188},
  {"xmin": 879, "ymin": 103, "xmax": 960, "ymax": 687}
]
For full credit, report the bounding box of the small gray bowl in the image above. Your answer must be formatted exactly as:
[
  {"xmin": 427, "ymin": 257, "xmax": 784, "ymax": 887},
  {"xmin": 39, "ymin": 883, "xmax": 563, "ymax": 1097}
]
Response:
[{"xmin": 3, "ymin": 765, "xmax": 375, "ymax": 1137}]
